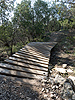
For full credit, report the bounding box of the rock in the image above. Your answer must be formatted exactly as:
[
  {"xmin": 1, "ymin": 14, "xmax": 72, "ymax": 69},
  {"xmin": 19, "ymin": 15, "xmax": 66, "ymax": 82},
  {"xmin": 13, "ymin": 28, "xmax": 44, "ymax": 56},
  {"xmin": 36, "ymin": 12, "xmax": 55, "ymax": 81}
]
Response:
[
  {"xmin": 52, "ymin": 85, "xmax": 56, "ymax": 90},
  {"xmin": 42, "ymin": 88, "xmax": 45, "ymax": 92},
  {"xmin": 54, "ymin": 68, "xmax": 67, "ymax": 74},
  {"xmin": 54, "ymin": 74, "xmax": 66, "ymax": 85},
  {"xmin": 44, "ymin": 94, "xmax": 48, "ymax": 98},
  {"xmin": 50, "ymin": 93, "xmax": 54, "ymax": 98},
  {"xmin": 56, "ymin": 96, "xmax": 59, "ymax": 99},
  {"xmin": 20, "ymin": 93, "xmax": 22, "ymax": 95},
  {"xmin": 49, "ymin": 78, "xmax": 54, "ymax": 84},
  {"xmin": 68, "ymin": 76, "xmax": 75, "ymax": 85},
  {"xmin": 47, "ymin": 98, "xmax": 50, "ymax": 100},
  {"xmin": 56, "ymin": 85, "xmax": 59, "ymax": 89},
  {"xmin": 42, "ymin": 82, "xmax": 45, "ymax": 86},
  {"xmin": 45, "ymin": 89, "xmax": 49, "ymax": 93},
  {"xmin": 50, "ymin": 70, "xmax": 52, "ymax": 73},
  {"xmin": 65, "ymin": 78, "xmax": 75, "ymax": 92},
  {"xmin": 61, "ymin": 82, "xmax": 74, "ymax": 100},
  {"xmin": 54, "ymin": 93, "xmax": 56, "ymax": 98},
  {"xmin": 67, "ymin": 69, "xmax": 73, "ymax": 73},
  {"xmin": 51, "ymin": 75, "xmax": 55, "ymax": 78},
  {"xmin": 59, "ymin": 84, "xmax": 61, "ymax": 88},
  {"xmin": 52, "ymin": 85, "xmax": 58, "ymax": 90},
  {"xmin": 57, "ymin": 97, "xmax": 61, "ymax": 100},
  {"xmin": 34, "ymin": 98, "xmax": 37, "ymax": 100},
  {"xmin": 72, "ymin": 93, "xmax": 75, "ymax": 100},
  {"xmin": 54, "ymin": 80, "xmax": 59, "ymax": 85},
  {"xmin": 20, "ymin": 94, "xmax": 24, "ymax": 99},
  {"xmin": 50, "ymin": 92, "xmax": 54, "ymax": 94},
  {"xmin": 41, "ymin": 79, "xmax": 47, "ymax": 83},
  {"xmin": 62, "ymin": 64, "xmax": 67, "ymax": 69},
  {"xmin": 26, "ymin": 97, "xmax": 31, "ymax": 100},
  {"xmin": 64, "ymin": 82, "xmax": 72, "ymax": 90},
  {"xmin": 49, "ymin": 65, "xmax": 53, "ymax": 70},
  {"xmin": 55, "ymin": 64, "xmax": 58, "ymax": 68},
  {"xmin": 50, "ymin": 93, "xmax": 56, "ymax": 99}
]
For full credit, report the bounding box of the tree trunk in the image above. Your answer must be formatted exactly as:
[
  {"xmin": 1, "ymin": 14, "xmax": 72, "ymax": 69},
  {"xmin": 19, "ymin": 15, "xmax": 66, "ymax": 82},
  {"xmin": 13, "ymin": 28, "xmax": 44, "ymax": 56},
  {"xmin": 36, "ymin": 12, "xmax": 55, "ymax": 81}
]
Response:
[{"xmin": 10, "ymin": 46, "xmax": 13, "ymax": 56}]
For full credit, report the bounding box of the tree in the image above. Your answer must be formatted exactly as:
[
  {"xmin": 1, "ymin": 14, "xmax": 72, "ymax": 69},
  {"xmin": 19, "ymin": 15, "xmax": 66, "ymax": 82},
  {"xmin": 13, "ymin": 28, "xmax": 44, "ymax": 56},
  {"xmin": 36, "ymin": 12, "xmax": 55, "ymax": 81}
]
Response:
[
  {"xmin": 55, "ymin": 0, "xmax": 75, "ymax": 30},
  {"xmin": 0, "ymin": 0, "xmax": 15, "ymax": 55},
  {"xmin": 48, "ymin": 18, "xmax": 61, "ymax": 31},
  {"xmin": 13, "ymin": 0, "xmax": 33, "ymax": 41},
  {"xmin": 0, "ymin": 0, "xmax": 15, "ymax": 25},
  {"xmin": 0, "ymin": 22, "xmax": 15, "ymax": 55},
  {"xmin": 34, "ymin": 0, "xmax": 50, "ymax": 25},
  {"xmin": 33, "ymin": 0, "xmax": 51, "ymax": 37}
]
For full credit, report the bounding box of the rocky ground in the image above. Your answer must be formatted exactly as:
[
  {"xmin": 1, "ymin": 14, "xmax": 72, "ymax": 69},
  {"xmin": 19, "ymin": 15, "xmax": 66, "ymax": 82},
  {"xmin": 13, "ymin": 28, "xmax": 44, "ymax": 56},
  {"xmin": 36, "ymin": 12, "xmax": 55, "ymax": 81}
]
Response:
[
  {"xmin": 0, "ymin": 30, "xmax": 75, "ymax": 100},
  {"xmin": 0, "ymin": 64, "xmax": 75, "ymax": 100},
  {"xmin": 41, "ymin": 64, "xmax": 75, "ymax": 100}
]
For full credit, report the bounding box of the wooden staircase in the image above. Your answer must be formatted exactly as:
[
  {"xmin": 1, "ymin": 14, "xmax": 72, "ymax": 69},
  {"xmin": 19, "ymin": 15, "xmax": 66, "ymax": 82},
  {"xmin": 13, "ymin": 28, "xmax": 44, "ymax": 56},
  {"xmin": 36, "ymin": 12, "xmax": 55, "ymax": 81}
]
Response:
[{"xmin": 0, "ymin": 42, "xmax": 56, "ymax": 80}]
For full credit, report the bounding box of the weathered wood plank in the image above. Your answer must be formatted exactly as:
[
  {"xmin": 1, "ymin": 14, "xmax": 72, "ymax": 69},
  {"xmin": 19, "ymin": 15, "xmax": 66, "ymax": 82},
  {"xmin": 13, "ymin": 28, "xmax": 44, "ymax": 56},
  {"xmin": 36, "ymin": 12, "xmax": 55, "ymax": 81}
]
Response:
[
  {"xmin": 0, "ymin": 68, "xmax": 45, "ymax": 79},
  {"xmin": 21, "ymin": 47, "xmax": 50, "ymax": 56},
  {"xmin": 0, "ymin": 42, "xmax": 57, "ymax": 79},
  {"xmin": 23, "ymin": 46, "xmax": 50, "ymax": 53},
  {"xmin": 5, "ymin": 59, "xmax": 48, "ymax": 70},
  {"xmin": 13, "ymin": 54, "xmax": 49, "ymax": 65},
  {"xmin": 8, "ymin": 57, "xmax": 48, "ymax": 67},
  {"xmin": 19, "ymin": 50, "xmax": 50, "ymax": 58},
  {"xmin": 25, "ymin": 44, "xmax": 52, "ymax": 51},
  {"xmin": 0, "ymin": 63, "xmax": 48, "ymax": 76},
  {"xmin": 18, "ymin": 51, "xmax": 49, "ymax": 60},
  {"xmin": 14, "ymin": 52, "xmax": 49, "ymax": 62}
]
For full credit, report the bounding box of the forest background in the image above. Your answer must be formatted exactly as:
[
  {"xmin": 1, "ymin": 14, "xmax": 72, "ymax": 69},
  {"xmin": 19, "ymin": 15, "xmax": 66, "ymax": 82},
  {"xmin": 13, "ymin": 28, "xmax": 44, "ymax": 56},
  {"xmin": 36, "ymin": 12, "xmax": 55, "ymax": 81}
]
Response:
[{"xmin": 0, "ymin": 0, "xmax": 75, "ymax": 61}]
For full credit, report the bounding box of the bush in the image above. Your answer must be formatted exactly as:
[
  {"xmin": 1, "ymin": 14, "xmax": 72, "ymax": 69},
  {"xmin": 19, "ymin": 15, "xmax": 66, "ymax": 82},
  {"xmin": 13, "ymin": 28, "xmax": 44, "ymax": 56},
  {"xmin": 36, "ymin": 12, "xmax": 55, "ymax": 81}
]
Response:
[{"xmin": 48, "ymin": 19, "xmax": 61, "ymax": 32}]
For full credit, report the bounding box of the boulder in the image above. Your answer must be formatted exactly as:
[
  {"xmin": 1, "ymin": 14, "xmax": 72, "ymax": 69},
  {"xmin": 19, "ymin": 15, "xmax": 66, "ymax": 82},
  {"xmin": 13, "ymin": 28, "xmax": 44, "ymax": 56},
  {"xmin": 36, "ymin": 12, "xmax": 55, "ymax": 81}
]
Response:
[
  {"xmin": 54, "ymin": 68, "xmax": 67, "ymax": 74},
  {"xmin": 54, "ymin": 74, "xmax": 66, "ymax": 85},
  {"xmin": 61, "ymin": 82, "xmax": 74, "ymax": 100},
  {"xmin": 67, "ymin": 69, "xmax": 73, "ymax": 73},
  {"xmin": 62, "ymin": 64, "xmax": 67, "ymax": 69},
  {"xmin": 68, "ymin": 76, "xmax": 75, "ymax": 85},
  {"xmin": 72, "ymin": 93, "xmax": 75, "ymax": 100}
]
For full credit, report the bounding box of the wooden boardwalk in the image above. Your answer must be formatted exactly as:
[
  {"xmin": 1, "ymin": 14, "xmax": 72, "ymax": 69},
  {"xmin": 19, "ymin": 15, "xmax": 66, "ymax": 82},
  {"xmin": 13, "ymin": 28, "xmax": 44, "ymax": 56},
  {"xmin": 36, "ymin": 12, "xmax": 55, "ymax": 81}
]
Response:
[{"xmin": 0, "ymin": 42, "xmax": 56, "ymax": 80}]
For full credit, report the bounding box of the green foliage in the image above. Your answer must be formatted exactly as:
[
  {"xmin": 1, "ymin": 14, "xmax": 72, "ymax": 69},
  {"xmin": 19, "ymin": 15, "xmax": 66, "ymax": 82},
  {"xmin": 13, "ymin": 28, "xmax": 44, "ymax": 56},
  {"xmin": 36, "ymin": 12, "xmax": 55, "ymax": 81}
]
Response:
[
  {"xmin": 0, "ymin": 0, "xmax": 75, "ymax": 58},
  {"xmin": 59, "ymin": 17, "xmax": 75, "ymax": 30},
  {"xmin": 13, "ymin": 0, "xmax": 33, "ymax": 41},
  {"xmin": 0, "ymin": 22, "xmax": 13, "ymax": 45},
  {"xmin": 0, "ymin": 0, "xmax": 15, "ymax": 24},
  {"xmin": 48, "ymin": 19, "xmax": 61, "ymax": 31},
  {"xmin": 34, "ymin": 0, "xmax": 50, "ymax": 23},
  {"xmin": 34, "ymin": 22, "xmax": 44, "ymax": 37}
]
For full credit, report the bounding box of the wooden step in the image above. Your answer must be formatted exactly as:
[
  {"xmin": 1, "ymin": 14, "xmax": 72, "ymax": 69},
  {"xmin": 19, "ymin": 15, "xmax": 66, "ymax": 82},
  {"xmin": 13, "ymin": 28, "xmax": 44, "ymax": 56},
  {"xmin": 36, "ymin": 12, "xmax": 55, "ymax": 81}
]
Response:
[
  {"xmin": 22, "ymin": 46, "xmax": 50, "ymax": 53},
  {"xmin": 14, "ymin": 52, "xmax": 49, "ymax": 62},
  {"xmin": 27, "ymin": 42, "xmax": 57, "ymax": 45},
  {"xmin": 24, "ymin": 44, "xmax": 52, "ymax": 51},
  {"xmin": 20, "ymin": 48, "xmax": 50, "ymax": 57},
  {"xmin": 19, "ymin": 50, "xmax": 50, "ymax": 59},
  {"xmin": 26, "ymin": 42, "xmax": 57, "ymax": 53},
  {"xmin": 0, "ymin": 63, "xmax": 48, "ymax": 76},
  {"xmin": 12, "ymin": 54, "xmax": 49, "ymax": 65},
  {"xmin": 25, "ymin": 42, "xmax": 57, "ymax": 51},
  {"xmin": 8, "ymin": 57, "xmax": 48, "ymax": 67},
  {"xmin": 18, "ymin": 51, "xmax": 49, "ymax": 61},
  {"xmin": 0, "ymin": 68, "xmax": 46, "ymax": 79},
  {"xmin": 0, "ymin": 42, "xmax": 57, "ymax": 79},
  {"xmin": 27, "ymin": 42, "xmax": 57, "ymax": 49},
  {"xmin": 5, "ymin": 59, "xmax": 48, "ymax": 70}
]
